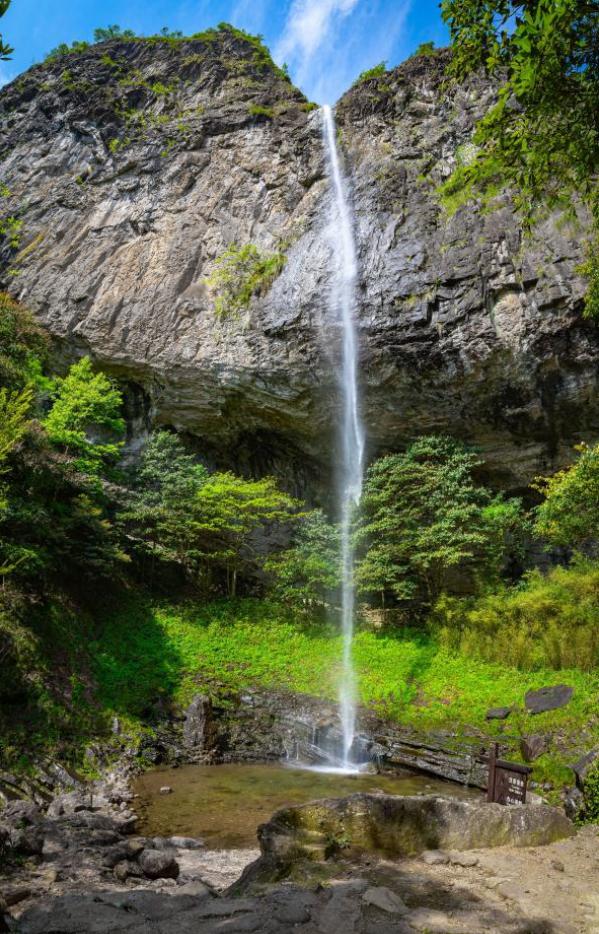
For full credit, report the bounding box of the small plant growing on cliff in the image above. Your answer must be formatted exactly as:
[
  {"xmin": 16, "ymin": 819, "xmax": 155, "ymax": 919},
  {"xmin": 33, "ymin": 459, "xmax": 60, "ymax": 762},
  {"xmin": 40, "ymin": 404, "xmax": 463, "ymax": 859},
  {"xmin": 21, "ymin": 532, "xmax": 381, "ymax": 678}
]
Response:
[
  {"xmin": 414, "ymin": 41, "xmax": 436, "ymax": 56},
  {"xmin": 205, "ymin": 243, "xmax": 286, "ymax": 319},
  {"xmin": 353, "ymin": 61, "xmax": 387, "ymax": 86},
  {"xmin": 248, "ymin": 103, "xmax": 273, "ymax": 119}
]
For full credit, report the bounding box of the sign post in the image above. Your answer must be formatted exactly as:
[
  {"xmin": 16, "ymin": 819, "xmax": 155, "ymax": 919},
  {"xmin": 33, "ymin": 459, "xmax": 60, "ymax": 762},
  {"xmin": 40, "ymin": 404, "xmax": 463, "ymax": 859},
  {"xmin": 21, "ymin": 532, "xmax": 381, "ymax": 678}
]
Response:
[{"xmin": 487, "ymin": 743, "xmax": 532, "ymax": 805}]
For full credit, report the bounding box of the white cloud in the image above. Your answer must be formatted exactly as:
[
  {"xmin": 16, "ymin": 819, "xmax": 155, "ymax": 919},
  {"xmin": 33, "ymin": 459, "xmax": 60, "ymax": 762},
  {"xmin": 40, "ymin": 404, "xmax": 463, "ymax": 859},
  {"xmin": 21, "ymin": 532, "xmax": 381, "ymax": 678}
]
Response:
[
  {"xmin": 275, "ymin": 0, "xmax": 359, "ymax": 85},
  {"xmin": 275, "ymin": 0, "xmax": 411, "ymax": 104}
]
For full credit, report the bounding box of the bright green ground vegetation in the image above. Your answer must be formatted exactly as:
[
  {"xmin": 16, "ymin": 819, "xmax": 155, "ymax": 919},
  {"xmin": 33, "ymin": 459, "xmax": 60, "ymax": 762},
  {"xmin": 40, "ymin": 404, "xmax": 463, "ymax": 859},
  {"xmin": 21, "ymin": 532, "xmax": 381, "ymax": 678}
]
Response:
[
  {"xmin": 2, "ymin": 590, "xmax": 595, "ymax": 794},
  {"xmin": 204, "ymin": 243, "xmax": 287, "ymax": 318},
  {"xmin": 1, "ymin": 291, "xmax": 599, "ymax": 807}
]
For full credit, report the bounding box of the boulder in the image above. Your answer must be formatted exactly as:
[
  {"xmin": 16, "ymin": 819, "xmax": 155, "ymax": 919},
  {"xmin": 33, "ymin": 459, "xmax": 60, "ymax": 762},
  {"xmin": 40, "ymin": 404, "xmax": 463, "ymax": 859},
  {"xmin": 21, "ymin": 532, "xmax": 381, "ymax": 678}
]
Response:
[
  {"xmin": 520, "ymin": 734, "xmax": 551, "ymax": 762},
  {"xmin": 138, "ymin": 848, "xmax": 180, "ymax": 880},
  {"xmin": 486, "ymin": 707, "xmax": 512, "ymax": 720},
  {"xmin": 8, "ymin": 825, "xmax": 44, "ymax": 856},
  {"xmin": 524, "ymin": 685, "xmax": 573, "ymax": 714},
  {"xmin": 362, "ymin": 887, "xmax": 408, "ymax": 915},
  {"xmin": 113, "ymin": 859, "xmax": 144, "ymax": 882},
  {"xmin": 239, "ymin": 794, "xmax": 575, "ymax": 886},
  {"xmin": 1, "ymin": 801, "xmax": 41, "ymax": 826}
]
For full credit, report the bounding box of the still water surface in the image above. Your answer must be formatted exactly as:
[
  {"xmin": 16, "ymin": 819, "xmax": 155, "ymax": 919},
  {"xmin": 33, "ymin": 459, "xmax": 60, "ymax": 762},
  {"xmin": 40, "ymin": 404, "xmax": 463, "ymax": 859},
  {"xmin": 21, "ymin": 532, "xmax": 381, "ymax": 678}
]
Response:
[{"xmin": 134, "ymin": 762, "xmax": 480, "ymax": 849}]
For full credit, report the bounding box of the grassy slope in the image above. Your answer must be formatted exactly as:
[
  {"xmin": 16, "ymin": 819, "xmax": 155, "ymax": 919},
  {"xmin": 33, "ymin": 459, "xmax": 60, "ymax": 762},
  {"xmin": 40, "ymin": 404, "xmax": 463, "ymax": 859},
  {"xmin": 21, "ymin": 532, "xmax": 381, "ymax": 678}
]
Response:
[{"xmin": 93, "ymin": 595, "xmax": 599, "ymax": 793}]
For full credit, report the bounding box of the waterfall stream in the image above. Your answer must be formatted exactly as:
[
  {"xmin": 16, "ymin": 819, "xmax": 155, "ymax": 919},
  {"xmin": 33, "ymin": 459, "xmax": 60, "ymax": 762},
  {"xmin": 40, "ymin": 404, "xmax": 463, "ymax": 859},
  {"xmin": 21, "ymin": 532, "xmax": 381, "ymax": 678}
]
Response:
[{"xmin": 322, "ymin": 104, "xmax": 365, "ymax": 771}]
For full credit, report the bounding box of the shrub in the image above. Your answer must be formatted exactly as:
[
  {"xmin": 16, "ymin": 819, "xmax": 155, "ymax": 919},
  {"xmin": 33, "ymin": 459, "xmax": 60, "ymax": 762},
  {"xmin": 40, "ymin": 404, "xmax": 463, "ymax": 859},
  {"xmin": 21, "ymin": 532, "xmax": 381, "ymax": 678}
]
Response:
[
  {"xmin": 583, "ymin": 760, "xmax": 599, "ymax": 822},
  {"xmin": 354, "ymin": 62, "xmax": 387, "ymax": 85},
  {"xmin": 534, "ymin": 442, "xmax": 599, "ymax": 552},
  {"xmin": 204, "ymin": 243, "xmax": 286, "ymax": 318},
  {"xmin": 248, "ymin": 104, "xmax": 273, "ymax": 119},
  {"xmin": 414, "ymin": 41, "xmax": 436, "ymax": 56},
  {"xmin": 434, "ymin": 559, "xmax": 599, "ymax": 671}
]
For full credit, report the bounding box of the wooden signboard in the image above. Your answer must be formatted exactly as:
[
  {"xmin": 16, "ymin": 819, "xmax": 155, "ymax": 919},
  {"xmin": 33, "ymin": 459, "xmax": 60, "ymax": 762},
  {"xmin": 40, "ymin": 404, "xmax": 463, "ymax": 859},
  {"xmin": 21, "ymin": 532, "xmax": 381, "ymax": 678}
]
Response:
[{"xmin": 487, "ymin": 743, "xmax": 532, "ymax": 806}]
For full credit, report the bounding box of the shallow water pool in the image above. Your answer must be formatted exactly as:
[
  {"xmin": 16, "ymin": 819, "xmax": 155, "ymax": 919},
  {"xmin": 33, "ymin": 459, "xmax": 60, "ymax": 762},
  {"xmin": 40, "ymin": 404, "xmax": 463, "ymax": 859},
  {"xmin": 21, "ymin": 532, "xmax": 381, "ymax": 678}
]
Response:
[{"xmin": 133, "ymin": 762, "xmax": 480, "ymax": 849}]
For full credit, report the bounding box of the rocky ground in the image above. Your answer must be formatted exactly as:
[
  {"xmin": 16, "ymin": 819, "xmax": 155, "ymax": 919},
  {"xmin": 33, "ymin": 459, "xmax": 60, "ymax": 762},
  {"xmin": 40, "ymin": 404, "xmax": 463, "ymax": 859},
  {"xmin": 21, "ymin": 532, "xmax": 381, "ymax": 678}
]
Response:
[
  {"xmin": 1, "ymin": 764, "xmax": 597, "ymax": 934},
  {"xmin": 5, "ymin": 821, "xmax": 599, "ymax": 933}
]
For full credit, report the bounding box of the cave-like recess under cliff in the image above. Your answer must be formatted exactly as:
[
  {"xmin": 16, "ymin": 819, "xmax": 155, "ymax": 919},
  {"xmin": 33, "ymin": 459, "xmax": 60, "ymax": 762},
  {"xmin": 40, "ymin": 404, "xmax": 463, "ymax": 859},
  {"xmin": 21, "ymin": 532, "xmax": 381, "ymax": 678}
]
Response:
[{"xmin": 1, "ymin": 29, "xmax": 597, "ymax": 496}]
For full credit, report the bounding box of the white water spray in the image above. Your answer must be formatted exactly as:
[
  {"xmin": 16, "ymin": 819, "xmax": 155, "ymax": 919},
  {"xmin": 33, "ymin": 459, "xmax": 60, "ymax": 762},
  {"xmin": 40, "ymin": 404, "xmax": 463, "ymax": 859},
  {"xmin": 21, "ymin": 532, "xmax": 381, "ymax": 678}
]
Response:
[{"xmin": 322, "ymin": 104, "xmax": 365, "ymax": 770}]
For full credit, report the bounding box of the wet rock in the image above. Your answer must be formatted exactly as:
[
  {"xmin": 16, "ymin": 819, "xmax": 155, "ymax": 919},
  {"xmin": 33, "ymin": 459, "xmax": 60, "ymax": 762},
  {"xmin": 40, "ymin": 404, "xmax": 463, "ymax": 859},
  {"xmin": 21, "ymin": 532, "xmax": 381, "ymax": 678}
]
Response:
[
  {"xmin": 183, "ymin": 695, "xmax": 218, "ymax": 753},
  {"xmin": 520, "ymin": 734, "xmax": 551, "ymax": 762},
  {"xmin": 139, "ymin": 848, "xmax": 180, "ymax": 880},
  {"xmin": 486, "ymin": 707, "xmax": 512, "ymax": 720},
  {"xmin": 525, "ymin": 685, "xmax": 573, "ymax": 715}
]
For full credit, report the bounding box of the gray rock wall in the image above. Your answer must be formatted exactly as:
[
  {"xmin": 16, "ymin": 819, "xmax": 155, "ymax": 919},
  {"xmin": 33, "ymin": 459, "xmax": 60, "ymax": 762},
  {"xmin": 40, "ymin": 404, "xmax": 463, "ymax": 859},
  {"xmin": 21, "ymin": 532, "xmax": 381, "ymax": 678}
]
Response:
[{"xmin": 1, "ymin": 39, "xmax": 596, "ymax": 492}]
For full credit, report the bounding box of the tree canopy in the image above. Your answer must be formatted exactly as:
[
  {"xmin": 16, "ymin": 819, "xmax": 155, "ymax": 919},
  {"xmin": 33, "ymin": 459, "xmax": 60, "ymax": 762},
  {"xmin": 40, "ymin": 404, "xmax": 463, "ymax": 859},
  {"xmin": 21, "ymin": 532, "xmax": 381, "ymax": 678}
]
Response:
[
  {"xmin": 440, "ymin": 0, "xmax": 598, "ymax": 223},
  {"xmin": 0, "ymin": 0, "xmax": 12, "ymax": 60},
  {"xmin": 356, "ymin": 436, "xmax": 525, "ymax": 607},
  {"xmin": 534, "ymin": 442, "xmax": 599, "ymax": 552}
]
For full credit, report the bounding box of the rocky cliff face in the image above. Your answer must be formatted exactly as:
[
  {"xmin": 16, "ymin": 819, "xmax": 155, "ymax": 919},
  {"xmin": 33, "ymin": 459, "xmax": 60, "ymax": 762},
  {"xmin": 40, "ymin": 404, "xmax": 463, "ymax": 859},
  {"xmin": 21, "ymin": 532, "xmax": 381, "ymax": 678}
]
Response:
[{"xmin": 1, "ymin": 32, "xmax": 596, "ymax": 493}]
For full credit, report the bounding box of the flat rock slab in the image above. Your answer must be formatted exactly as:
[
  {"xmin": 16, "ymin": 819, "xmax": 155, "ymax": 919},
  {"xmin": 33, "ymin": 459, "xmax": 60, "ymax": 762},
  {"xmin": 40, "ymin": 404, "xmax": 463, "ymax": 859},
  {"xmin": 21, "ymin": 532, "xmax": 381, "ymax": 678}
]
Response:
[{"xmin": 524, "ymin": 685, "xmax": 573, "ymax": 714}]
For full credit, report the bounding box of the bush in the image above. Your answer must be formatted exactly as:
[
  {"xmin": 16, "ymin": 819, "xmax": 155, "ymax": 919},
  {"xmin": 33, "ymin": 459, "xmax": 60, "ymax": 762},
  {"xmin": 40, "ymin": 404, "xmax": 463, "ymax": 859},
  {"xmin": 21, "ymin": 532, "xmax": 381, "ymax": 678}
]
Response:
[
  {"xmin": 204, "ymin": 243, "xmax": 286, "ymax": 318},
  {"xmin": 354, "ymin": 62, "xmax": 387, "ymax": 85},
  {"xmin": 583, "ymin": 760, "xmax": 599, "ymax": 822},
  {"xmin": 434, "ymin": 559, "xmax": 599, "ymax": 671}
]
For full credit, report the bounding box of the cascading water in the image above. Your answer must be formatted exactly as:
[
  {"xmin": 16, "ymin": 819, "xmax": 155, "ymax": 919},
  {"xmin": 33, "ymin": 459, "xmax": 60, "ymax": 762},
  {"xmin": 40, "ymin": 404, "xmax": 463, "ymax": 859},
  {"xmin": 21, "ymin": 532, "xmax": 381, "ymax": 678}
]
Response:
[{"xmin": 322, "ymin": 104, "xmax": 366, "ymax": 771}]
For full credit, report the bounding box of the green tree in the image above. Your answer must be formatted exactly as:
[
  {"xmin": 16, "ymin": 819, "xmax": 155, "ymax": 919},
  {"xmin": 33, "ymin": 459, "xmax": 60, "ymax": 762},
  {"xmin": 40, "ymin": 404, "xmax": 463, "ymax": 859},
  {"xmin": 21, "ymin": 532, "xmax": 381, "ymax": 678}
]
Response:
[
  {"xmin": 121, "ymin": 430, "xmax": 209, "ymax": 577},
  {"xmin": 440, "ymin": 0, "xmax": 599, "ymax": 223},
  {"xmin": 191, "ymin": 473, "xmax": 299, "ymax": 597},
  {"xmin": 266, "ymin": 510, "xmax": 340, "ymax": 607},
  {"xmin": 534, "ymin": 442, "xmax": 599, "ymax": 552},
  {"xmin": 44, "ymin": 357, "xmax": 125, "ymax": 476},
  {"xmin": 93, "ymin": 25, "xmax": 136, "ymax": 43},
  {"xmin": 0, "ymin": 293, "xmax": 49, "ymax": 391},
  {"xmin": 0, "ymin": 0, "xmax": 13, "ymax": 60},
  {"xmin": 356, "ymin": 436, "xmax": 525, "ymax": 607}
]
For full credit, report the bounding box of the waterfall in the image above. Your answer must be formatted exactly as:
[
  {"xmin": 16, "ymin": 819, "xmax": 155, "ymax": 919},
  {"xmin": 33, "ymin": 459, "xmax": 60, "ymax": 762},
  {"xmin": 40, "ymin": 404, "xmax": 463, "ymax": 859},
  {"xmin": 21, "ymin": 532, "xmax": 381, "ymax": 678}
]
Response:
[{"xmin": 322, "ymin": 104, "xmax": 365, "ymax": 771}]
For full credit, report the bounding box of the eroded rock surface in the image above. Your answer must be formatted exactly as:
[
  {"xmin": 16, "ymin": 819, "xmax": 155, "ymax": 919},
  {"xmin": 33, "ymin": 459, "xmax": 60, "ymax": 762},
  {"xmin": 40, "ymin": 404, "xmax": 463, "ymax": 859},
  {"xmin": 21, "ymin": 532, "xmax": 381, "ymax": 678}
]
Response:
[
  {"xmin": 1, "ymin": 40, "xmax": 596, "ymax": 490},
  {"xmin": 240, "ymin": 793, "xmax": 574, "ymax": 887}
]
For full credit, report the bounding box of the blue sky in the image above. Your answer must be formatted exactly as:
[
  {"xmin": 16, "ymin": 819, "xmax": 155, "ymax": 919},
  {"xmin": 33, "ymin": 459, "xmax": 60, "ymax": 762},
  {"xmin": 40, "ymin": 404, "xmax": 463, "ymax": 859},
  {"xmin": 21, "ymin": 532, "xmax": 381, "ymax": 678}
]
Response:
[{"xmin": 1, "ymin": 0, "xmax": 448, "ymax": 102}]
